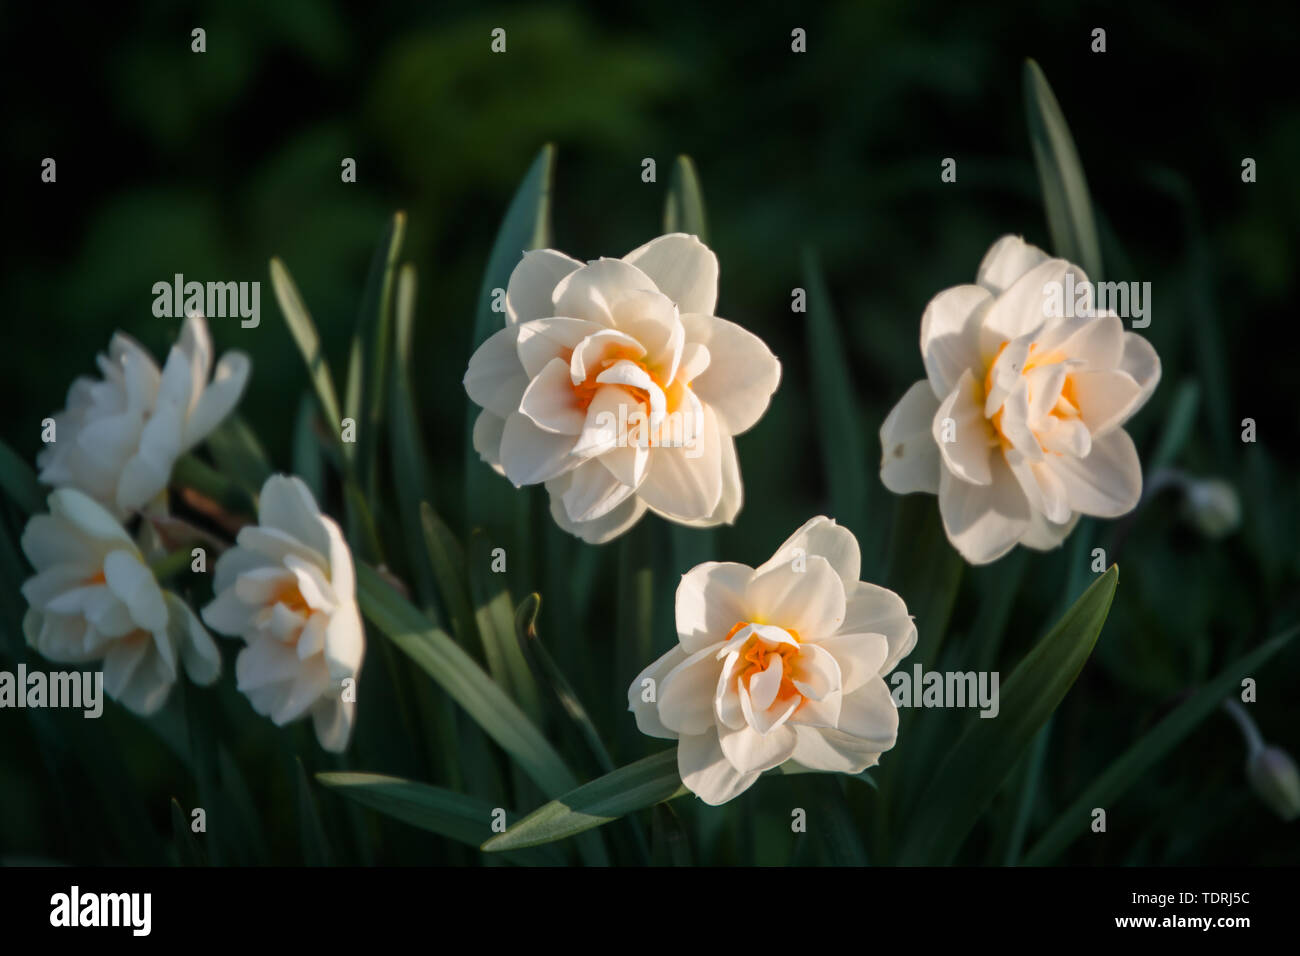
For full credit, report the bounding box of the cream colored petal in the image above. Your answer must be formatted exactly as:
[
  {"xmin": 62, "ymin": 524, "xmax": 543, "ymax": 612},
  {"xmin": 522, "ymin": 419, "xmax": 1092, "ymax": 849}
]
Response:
[{"xmin": 880, "ymin": 380, "xmax": 941, "ymax": 496}]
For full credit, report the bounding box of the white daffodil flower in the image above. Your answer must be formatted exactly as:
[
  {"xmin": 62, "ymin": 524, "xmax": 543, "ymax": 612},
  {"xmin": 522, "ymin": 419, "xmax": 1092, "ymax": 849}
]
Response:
[
  {"xmin": 201, "ymin": 475, "xmax": 364, "ymax": 753},
  {"xmin": 880, "ymin": 235, "xmax": 1160, "ymax": 565},
  {"xmin": 628, "ymin": 517, "xmax": 914, "ymax": 806},
  {"xmin": 464, "ymin": 233, "xmax": 781, "ymax": 544},
  {"xmin": 37, "ymin": 314, "xmax": 250, "ymax": 519},
  {"xmin": 20, "ymin": 488, "xmax": 220, "ymax": 715}
]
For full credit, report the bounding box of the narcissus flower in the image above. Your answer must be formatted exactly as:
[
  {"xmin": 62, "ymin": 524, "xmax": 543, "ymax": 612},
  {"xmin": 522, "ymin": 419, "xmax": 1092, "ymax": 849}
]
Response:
[
  {"xmin": 20, "ymin": 489, "xmax": 220, "ymax": 714},
  {"xmin": 202, "ymin": 475, "xmax": 364, "ymax": 752},
  {"xmin": 880, "ymin": 235, "xmax": 1160, "ymax": 564},
  {"xmin": 628, "ymin": 517, "xmax": 914, "ymax": 805},
  {"xmin": 464, "ymin": 233, "xmax": 781, "ymax": 544},
  {"xmin": 37, "ymin": 314, "xmax": 250, "ymax": 519}
]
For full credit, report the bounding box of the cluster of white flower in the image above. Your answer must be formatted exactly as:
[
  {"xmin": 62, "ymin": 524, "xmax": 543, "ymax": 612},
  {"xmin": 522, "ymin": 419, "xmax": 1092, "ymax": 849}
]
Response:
[
  {"xmin": 19, "ymin": 316, "xmax": 364, "ymax": 752},
  {"xmin": 464, "ymin": 231, "xmax": 1158, "ymax": 803},
  {"xmin": 17, "ymin": 229, "xmax": 1160, "ymax": 801}
]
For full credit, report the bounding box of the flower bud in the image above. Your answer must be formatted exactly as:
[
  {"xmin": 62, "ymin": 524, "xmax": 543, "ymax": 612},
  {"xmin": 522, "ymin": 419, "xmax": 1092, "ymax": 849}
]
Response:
[
  {"xmin": 1246, "ymin": 746, "xmax": 1300, "ymax": 822},
  {"xmin": 1181, "ymin": 478, "xmax": 1241, "ymax": 538}
]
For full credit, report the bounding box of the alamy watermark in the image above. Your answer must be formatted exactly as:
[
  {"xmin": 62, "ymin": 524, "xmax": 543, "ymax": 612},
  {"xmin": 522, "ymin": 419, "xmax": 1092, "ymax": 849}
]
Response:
[
  {"xmin": 890, "ymin": 664, "xmax": 1000, "ymax": 718},
  {"xmin": 1042, "ymin": 272, "xmax": 1151, "ymax": 328},
  {"xmin": 0, "ymin": 665, "xmax": 103, "ymax": 718},
  {"xmin": 50, "ymin": 886, "xmax": 151, "ymax": 936},
  {"xmin": 588, "ymin": 405, "xmax": 704, "ymax": 458},
  {"xmin": 152, "ymin": 273, "xmax": 260, "ymax": 328}
]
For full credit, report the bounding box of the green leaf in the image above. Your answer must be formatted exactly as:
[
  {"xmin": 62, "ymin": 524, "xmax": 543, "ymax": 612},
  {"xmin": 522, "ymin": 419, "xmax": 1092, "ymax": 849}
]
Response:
[
  {"xmin": 885, "ymin": 494, "xmax": 963, "ymax": 669},
  {"xmin": 170, "ymin": 797, "xmax": 204, "ymax": 866},
  {"xmin": 270, "ymin": 257, "xmax": 343, "ymax": 444},
  {"xmin": 482, "ymin": 750, "xmax": 686, "ymax": 852},
  {"xmin": 802, "ymin": 248, "xmax": 866, "ymax": 531},
  {"xmin": 615, "ymin": 522, "xmax": 657, "ymax": 753},
  {"xmin": 1000, "ymin": 717, "xmax": 1053, "ymax": 865},
  {"xmin": 1148, "ymin": 379, "xmax": 1201, "ymax": 472},
  {"xmin": 292, "ymin": 392, "xmax": 326, "ymax": 504},
  {"xmin": 217, "ymin": 745, "xmax": 270, "ymax": 865},
  {"xmin": 662, "ymin": 157, "xmax": 715, "ymax": 572},
  {"xmin": 1022, "ymin": 624, "xmax": 1299, "ymax": 865},
  {"xmin": 466, "ymin": 145, "xmax": 555, "ymax": 537},
  {"xmin": 316, "ymin": 771, "xmax": 563, "ymax": 865},
  {"xmin": 344, "ymin": 333, "xmax": 364, "ymax": 441},
  {"xmin": 515, "ymin": 593, "xmax": 615, "ymax": 775},
  {"xmin": 0, "ymin": 520, "xmax": 30, "ymax": 653},
  {"xmin": 420, "ymin": 502, "xmax": 477, "ymax": 644},
  {"xmin": 779, "ymin": 763, "xmax": 878, "ymax": 791},
  {"xmin": 650, "ymin": 803, "xmax": 692, "ymax": 866},
  {"xmin": 343, "ymin": 481, "xmax": 384, "ymax": 564},
  {"xmin": 468, "ymin": 530, "xmax": 543, "ymax": 724},
  {"xmin": 353, "ymin": 212, "xmax": 407, "ymax": 499},
  {"xmin": 354, "ymin": 563, "xmax": 577, "ymax": 799},
  {"xmin": 205, "ymin": 415, "xmax": 273, "ymax": 493},
  {"xmin": 663, "ymin": 155, "xmax": 708, "ymax": 241},
  {"xmin": 898, "ymin": 564, "xmax": 1119, "ymax": 864},
  {"xmin": 296, "ymin": 759, "xmax": 332, "ymax": 867},
  {"xmin": 0, "ymin": 439, "xmax": 43, "ymax": 515},
  {"xmin": 388, "ymin": 267, "xmax": 439, "ymax": 611},
  {"xmin": 1023, "ymin": 58, "xmax": 1103, "ymax": 279},
  {"xmin": 172, "ymin": 454, "xmax": 257, "ymax": 517},
  {"xmin": 800, "ymin": 776, "xmax": 867, "ymax": 866}
]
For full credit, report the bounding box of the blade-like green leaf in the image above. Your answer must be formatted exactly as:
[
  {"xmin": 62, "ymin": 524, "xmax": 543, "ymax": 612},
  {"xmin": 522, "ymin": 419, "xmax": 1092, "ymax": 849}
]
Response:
[
  {"xmin": 482, "ymin": 750, "xmax": 685, "ymax": 852},
  {"xmin": 421, "ymin": 502, "xmax": 477, "ymax": 645},
  {"xmin": 316, "ymin": 771, "xmax": 563, "ymax": 865},
  {"xmin": 0, "ymin": 438, "xmax": 43, "ymax": 515},
  {"xmin": 292, "ymin": 392, "xmax": 325, "ymax": 504},
  {"xmin": 516, "ymin": 593, "xmax": 615, "ymax": 775},
  {"xmin": 170, "ymin": 797, "xmax": 204, "ymax": 867},
  {"xmin": 1022, "ymin": 624, "xmax": 1299, "ymax": 865},
  {"xmin": 465, "ymin": 145, "xmax": 555, "ymax": 538},
  {"xmin": 615, "ymin": 523, "xmax": 657, "ymax": 754},
  {"xmin": 468, "ymin": 530, "xmax": 543, "ymax": 724},
  {"xmin": 344, "ymin": 333, "xmax": 364, "ymax": 443},
  {"xmin": 205, "ymin": 415, "xmax": 273, "ymax": 493},
  {"xmin": 217, "ymin": 744, "xmax": 271, "ymax": 865},
  {"xmin": 0, "ymin": 520, "xmax": 30, "ymax": 654},
  {"xmin": 662, "ymin": 157, "xmax": 716, "ymax": 575},
  {"xmin": 172, "ymin": 453, "xmax": 257, "ymax": 517},
  {"xmin": 800, "ymin": 776, "xmax": 867, "ymax": 866},
  {"xmin": 1000, "ymin": 716, "xmax": 1053, "ymax": 865},
  {"xmin": 355, "ymin": 563, "xmax": 576, "ymax": 799},
  {"xmin": 270, "ymin": 257, "xmax": 343, "ymax": 443},
  {"xmin": 649, "ymin": 803, "xmax": 692, "ymax": 866},
  {"xmin": 803, "ymin": 248, "xmax": 866, "ymax": 531},
  {"xmin": 898, "ymin": 564, "xmax": 1119, "ymax": 864},
  {"xmin": 779, "ymin": 763, "xmax": 878, "ymax": 790},
  {"xmin": 351, "ymin": 212, "xmax": 406, "ymax": 499},
  {"xmin": 885, "ymin": 494, "xmax": 964, "ymax": 670},
  {"xmin": 663, "ymin": 154, "xmax": 708, "ymax": 241},
  {"xmin": 1148, "ymin": 379, "xmax": 1201, "ymax": 472},
  {"xmin": 388, "ymin": 267, "xmax": 439, "ymax": 611},
  {"xmin": 343, "ymin": 480, "xmax": 384, "ymax": 564},
  {"xmin": 1024, "ymin": 58, "xmax": 1103, "ymax": 279}
]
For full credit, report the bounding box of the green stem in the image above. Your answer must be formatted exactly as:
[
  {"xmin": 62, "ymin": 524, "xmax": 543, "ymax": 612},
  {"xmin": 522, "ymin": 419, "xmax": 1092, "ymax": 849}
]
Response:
[{"xmin": 149, "ymin": 547, "xmax": 195, "ymax": 583}]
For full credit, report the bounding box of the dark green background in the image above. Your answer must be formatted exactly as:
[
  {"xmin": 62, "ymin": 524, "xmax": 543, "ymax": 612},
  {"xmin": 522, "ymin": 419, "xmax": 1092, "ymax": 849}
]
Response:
[{"xmin": 1, "ymin": 0, "xmax": 1296, "ymax": 865}]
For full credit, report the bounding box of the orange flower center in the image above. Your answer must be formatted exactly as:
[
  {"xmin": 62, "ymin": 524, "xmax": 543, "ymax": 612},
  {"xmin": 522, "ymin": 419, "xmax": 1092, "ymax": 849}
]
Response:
[
  {"xmin": 983, "ymin": 340, "xmax": 1081, "ymax": 447},
  {"xmin": 566, "ymin": 344, "xmax": 647, "ymax": 411},
  {"xmin": 271, "ymin": 579, "xmax": 311, "ymax": 616},
  {"xmin": 723, "ymin": 621, "xmax": 804, "ymax": 705},
  {"xmin": 562, "ymin": 343, "xmax": 694, "ymax": 416}
]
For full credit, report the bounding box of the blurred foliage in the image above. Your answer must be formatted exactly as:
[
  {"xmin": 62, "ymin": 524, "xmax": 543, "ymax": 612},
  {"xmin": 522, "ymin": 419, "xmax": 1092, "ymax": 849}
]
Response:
[{"xmin": 1, "ymin": 0, "xmax": 1297, "ymax": 865}]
